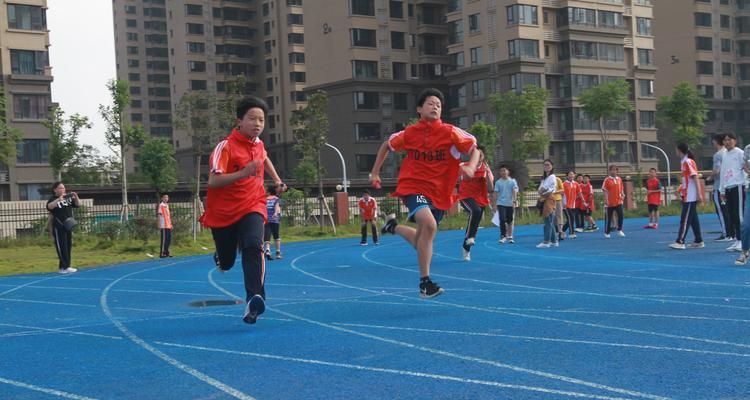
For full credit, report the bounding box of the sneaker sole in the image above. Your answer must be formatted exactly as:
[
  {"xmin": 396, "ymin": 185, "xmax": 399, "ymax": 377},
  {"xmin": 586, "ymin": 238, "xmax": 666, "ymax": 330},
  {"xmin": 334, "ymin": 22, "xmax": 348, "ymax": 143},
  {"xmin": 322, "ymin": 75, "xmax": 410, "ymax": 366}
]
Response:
[
  {"xmin": 419, "ymin": 288, "xmax": 445, "ymax": 299},
  {"xmin": 243, "ymin": 295, "xmax": 266, "ymax": 324}
]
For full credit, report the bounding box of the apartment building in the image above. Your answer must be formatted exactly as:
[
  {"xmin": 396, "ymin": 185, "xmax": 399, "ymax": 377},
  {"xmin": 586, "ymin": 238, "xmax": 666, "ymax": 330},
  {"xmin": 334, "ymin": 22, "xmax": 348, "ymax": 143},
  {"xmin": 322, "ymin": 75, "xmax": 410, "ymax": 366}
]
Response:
[
  {"xmin": 303, "ymin": 0, "xmax": 658, "ymax": 179},
  {"xmin": 0, "ymin": 0, "xmax": 54, "ymax": 201},
  {"xmin": 113, "ymin": 0, "xmax": 308, "ymax": 178},
  {"xmin": 654, "ymin": 0, "xmax": 750, "ymax": 169}
]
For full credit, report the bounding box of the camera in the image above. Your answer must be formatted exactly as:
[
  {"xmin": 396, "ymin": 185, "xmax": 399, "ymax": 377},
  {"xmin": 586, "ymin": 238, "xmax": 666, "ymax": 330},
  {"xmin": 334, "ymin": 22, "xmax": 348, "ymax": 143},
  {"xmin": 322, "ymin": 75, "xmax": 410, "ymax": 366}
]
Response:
[{"xmin": 64, "ymin": 192, "xmax": 76, "ymax": 201}]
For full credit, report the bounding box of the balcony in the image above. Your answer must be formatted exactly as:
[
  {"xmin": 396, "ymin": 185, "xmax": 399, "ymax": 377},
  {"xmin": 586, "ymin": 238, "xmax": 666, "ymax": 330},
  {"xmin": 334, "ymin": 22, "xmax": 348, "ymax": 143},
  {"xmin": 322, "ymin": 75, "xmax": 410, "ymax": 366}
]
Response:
[
  {"xmin": 541, "ymin": 0, "xmax": 562, "ymax": 8},
  {"xmin": 560, "ymin": 22, "xmax": 629, "ymax": 37},
  {"xmin": 0, "ymin": 171, "xmax": 8, "ymax": 183},
  {"xmin": 417, "ymin": 24, "xmax": 448, "ymax": 35},
  {"xmin": 543, "ymin": 31, "xmax": 561, "ymax": 42}
]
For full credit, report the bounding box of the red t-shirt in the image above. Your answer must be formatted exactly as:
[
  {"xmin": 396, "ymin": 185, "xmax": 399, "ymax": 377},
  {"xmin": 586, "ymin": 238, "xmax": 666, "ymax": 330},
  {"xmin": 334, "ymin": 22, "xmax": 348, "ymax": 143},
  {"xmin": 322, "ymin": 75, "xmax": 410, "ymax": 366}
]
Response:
[
  {"xmin": 646, "ymin": 177, "xmax": 662, "ymax": 205},
  {"xmin": 563, "ymin": 180, "xmax": 580, "ymax": 209},
  {"xmin": 388, "ymin": 119, "xmax": 477, "ymax": 211},
  {"xmin": 681, "ymin": 157, "xmax": 699, "ymax": 202},
  {"xmin": 458, "ymin": 162, "xmax": 490, "ymax": 207},
  {"xmin": 602, "ymin": 176, "xmax": 624, "ymax": 207},
  {"xmin": 358, "ymin": 197, "xmax": 377, "ymax": 220},
  {"xmin": 201, "ymin": 129, "xmax": 268, "ymax": 228},
  {"xmin": 578, "ymin": 182, "xmax": 594, "ymax": 211}
]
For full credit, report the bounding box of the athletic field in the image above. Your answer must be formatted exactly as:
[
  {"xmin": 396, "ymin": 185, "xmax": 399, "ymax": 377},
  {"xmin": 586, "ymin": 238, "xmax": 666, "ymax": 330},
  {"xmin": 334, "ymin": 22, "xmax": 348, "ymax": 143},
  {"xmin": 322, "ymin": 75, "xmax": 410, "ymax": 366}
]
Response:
[{"xmin": 1, "ymin": 215, "xmax": 748, "ymax": 400}]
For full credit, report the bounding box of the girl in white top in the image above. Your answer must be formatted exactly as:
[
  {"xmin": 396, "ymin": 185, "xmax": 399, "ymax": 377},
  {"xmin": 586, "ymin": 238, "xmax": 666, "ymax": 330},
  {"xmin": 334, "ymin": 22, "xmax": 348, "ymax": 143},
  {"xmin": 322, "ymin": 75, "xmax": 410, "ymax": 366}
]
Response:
[
  {"xmin": 719, "ymin": 133, "xmax": 746, "ymax": 251},
  {"xmin": 537, "ymin": 159, "xmax": 558, "ymax": 248}
]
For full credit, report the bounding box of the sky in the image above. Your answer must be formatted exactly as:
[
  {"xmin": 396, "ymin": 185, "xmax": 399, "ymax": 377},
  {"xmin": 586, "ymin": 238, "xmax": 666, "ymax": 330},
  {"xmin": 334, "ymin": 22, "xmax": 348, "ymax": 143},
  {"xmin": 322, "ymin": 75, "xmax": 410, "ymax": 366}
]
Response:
[{"xmin": 48, "ymin": 0, "xmax": 116, "ymax": 156}]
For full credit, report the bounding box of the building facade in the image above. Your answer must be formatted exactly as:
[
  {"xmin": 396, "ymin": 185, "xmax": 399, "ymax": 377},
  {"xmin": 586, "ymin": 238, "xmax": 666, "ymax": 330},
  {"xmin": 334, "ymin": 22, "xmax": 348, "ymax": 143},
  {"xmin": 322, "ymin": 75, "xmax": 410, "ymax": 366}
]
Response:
[
  {"xmin": 0, "ymin": 0, "xmax": 54, "ymax": 201},
  {"xmin": 654, "ymin": 0, "xmax": 750, "ymax": 169}
]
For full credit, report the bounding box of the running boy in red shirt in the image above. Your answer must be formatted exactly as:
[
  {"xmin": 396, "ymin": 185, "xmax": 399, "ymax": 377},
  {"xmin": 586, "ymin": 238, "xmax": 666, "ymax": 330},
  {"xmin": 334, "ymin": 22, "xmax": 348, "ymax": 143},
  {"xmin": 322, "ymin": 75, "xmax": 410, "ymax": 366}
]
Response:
[
  {"xmin": 370, "ymin": 88, "xmax": 479, "ymax": 298},
  {"xmin": 201, "ymin": 97, "xmax": 285, "ymax": 325},
  {"xmin": 645, "ymin": 167, "xmax": 662, "ymax": 229},
  {"xmin": 358, "ymin": 190, "xmax": 379, "ymax": 246},
  {"xmin": 458, "ymin": 145, "xmax": 494, "ymax": 261},
  {"xmin": 602, "ymin": 165, "xmax": 625, "ymax": 238}
]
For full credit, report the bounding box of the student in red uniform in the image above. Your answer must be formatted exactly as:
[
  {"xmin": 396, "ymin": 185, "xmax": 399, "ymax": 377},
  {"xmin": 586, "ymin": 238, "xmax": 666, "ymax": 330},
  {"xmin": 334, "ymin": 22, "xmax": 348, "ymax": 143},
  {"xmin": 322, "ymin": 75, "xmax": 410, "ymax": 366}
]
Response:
[
  {"xmin": 201, "ymin": 97, "xmax": 285, "ymax": 325},
  {"xmin": 562, "ymin": 171, "xmax": 581, "ymax": 239},
  {"xmin": 574, "ymin": 174, "xmax": 585, "ymax": 231},
  {"xmin": 670, "ymin": 144, "xmax": 705, "ymax": 249},
  {"xmin": 370, "ymin": 88, "xmax": 479, "ymax": 298},
  {"xmin": 602, "ymin": 165, "xmax": 625, "ymax": 238},
  {"xmin": 157, "ymin": 194, "xmax": 173, "ymax": 258},
  {"xmin": 458, "ymin": 145, "xmax": 494, "ymax": 261},
  {"xmin": 579, "ymin": 175, "xmax": 597, "ymax": 231},
  {"xmin": 644, "ymin": 168, "xmax": 662, "ymax": 229},
  {"xmin": 358, "ymin": 190, "xmax": 379, "ymax": 246}
]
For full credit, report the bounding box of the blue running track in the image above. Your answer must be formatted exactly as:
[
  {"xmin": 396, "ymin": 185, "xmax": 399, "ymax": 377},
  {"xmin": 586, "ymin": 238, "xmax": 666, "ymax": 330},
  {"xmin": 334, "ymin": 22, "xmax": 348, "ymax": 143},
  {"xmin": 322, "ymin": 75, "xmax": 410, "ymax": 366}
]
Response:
[{"xmin": 1, "ymin": 215, "xmax": 749, "ymax": 400}]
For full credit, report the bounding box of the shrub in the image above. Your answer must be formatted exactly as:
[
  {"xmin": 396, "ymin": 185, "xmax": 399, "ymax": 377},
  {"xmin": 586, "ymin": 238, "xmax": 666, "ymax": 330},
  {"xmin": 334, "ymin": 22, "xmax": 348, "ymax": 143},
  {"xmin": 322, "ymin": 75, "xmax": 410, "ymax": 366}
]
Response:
[{"xmin": 94, "ymin": 221, "xmax": 121, "ymax": 242}]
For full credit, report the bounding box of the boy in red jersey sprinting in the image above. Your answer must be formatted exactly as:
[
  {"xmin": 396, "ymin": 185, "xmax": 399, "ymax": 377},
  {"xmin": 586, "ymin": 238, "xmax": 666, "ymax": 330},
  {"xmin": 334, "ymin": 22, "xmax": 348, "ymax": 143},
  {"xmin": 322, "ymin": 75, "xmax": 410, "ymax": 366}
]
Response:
[
  {"xmin": 644, "ymin": 168, "xmax": 662, "ymax": 229},
  {"xmin": 458, "ymin": 145, "xmax": 494, "ymax": 261},
  {"xmin": 370, "ymin": 88, "xmax": 479, "ymax": 298},
  {"xmin": 201, "ymin": 97, "xmax": 285, "ymax": 324}
]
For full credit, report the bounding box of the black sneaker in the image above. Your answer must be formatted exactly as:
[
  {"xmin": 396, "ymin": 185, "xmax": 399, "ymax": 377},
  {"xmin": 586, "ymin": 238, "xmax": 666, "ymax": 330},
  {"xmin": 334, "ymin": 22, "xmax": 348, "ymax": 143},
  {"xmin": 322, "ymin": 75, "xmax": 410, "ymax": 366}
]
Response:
[
  {"xmin": 264, "ymin": 250, "xmax": 273, "ymax": 260},
  {"xmin": 243, "ymin": 294, "xmax": 266, "ymax": 324},
  {"xmin": 381, "ymin": 214, "xmax": 398, "ymax": 235},
  {"xmin": 419, "ymin": 279, "xmax": 444, "ymax": 299},
  {"xmin": 214, "ymin": 252, "xmax": 230, "ymax": 273}
]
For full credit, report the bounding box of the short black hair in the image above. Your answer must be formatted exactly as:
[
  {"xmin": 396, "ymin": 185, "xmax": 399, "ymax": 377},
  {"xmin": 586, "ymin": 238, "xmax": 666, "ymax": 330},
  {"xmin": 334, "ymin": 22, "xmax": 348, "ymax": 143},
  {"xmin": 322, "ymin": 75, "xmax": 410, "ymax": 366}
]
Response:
[
  {"xmin": 725, "ymin": 132, "xmax": 737, "ymax": 141},
  {"xmin": 417, "ymin": 88, "xmax": 445, "ymax": 107},
  {"xmin": 583, "ymin": 174, "xmax": 591, "ymax": 179},
  {"xmin": 476, "ymin": 145, "xmax": 485, "ymax": 152},
  {"xmin": 713, "ymin": 133, "xmax": 727, "ymax": 144},
  {"xmin": 649, "ymin": 167, "xmax": 657, "ymax": 171},
  {"xmin": 51, "ymin": 181, "xmax": 63, "ymax": 191},
  {"xmin": 609, "ymin": 164, "xmax": 619, "ymax": 171},
  {"xmin": 363, "ymin": 189, "xmax": 370, "ymax": 195},
  {"xmin": 236, "ymin": 96, "xmax": 269, "ymax": 119}
]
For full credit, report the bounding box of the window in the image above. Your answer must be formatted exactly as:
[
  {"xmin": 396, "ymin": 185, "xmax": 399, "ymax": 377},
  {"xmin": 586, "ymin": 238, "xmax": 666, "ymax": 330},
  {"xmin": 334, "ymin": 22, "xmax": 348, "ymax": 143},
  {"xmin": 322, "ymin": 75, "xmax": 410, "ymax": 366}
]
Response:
[
  {"xmin": 145, "ymin": 47, "xmax": 168, "ymax": 57},
  {"xmin": 392, "ymin": 62, "xmax": 407, "ymax": 79},
  {"xmin": 355, "ymin": 123, "xmax": 381, "ymax": 141},
  {"xmin": 124, "ymin": 5, "xmax": 136, "ymax": 14},
  {"xmin": 559, "ymin": 7, "xmax": 596, "ymax": 26},
  {"xmin": 185, "ymin": 4, "xmax": 202, "ymax": 15},
  {"xmin": 288, "ymin": 33, "xmax": 304, "ymax": 44},
  {"xmin": 449, "ymin": 20, "xmax": 463, "ymax": 44},
  {"xmin": 13, "ymin": 94, "xmax": 49, "ymax": 119},
  {"xmin": 148, "ymin": 87, "xmax": 170, "ymax": 96},
  {"xmin": 145, "ymin": 34, "xmax": 166, "ymax": 44},
  {"xmin": 739, "ymin": 16, "xmax": 750, "ymax": 33},
  {"xmin": 570, "ymin": 41, "xmax": 597, "ymax": 60},
  {"xmin": 695, "ymin": 12, "xmax": 712, "ymax": 27},
  {"xmin": 190, "ymin": 80, "xmax": 207, "ymax": 90},
  {"xmin": 508, "ymin": 39, "xmax": 539, "ymax": 58},
  {"xmin": 265, "ymin": 59, "xmax": 273, "ymax": 73},
  {"xmin": 187, "ymin": 42, "xmax": 205, "ymax": 53},
  {"xmin": 697, "ymin": 84, "xmax": 714, "ymax": 98},
  {"xmin": 640, "ymin": 111, "xmax": 656, "ymax": 128},
  {"xmin": 266, "ymin": 96, "xmax": 275, "ymax": 110},
  {"xmin": 470, "ymin": 47, "xmax": 482, "ymax": 66},
  {"xmin": 574, "ymin": 141, "xmax": 602, "ymax": 164},
  {"xmin": 636, "ymin": 17, "xmax": 652, "ymax": 35},
  {"xmin": 131, "ymin": 113, "xmax": 142, "ymax": 122},
  {"xmin": 18, "ymin": 183, "xmax": 47, "ymax": 200},
  {"xmin": 10, "ymin": 49, "xmax": 48, "ymax": 75},
  {"xmin": 16, "ymin": 139, "xmax": 49, "ymax": 164},
  {"xmin": 126, "ymin": 19, "xmax": 137, "ymax": 28},
  {"xmin": 507, "ymin": 4, "xmax": 538, "ymax": 25},
  {"xmin": 609, "ymin": 142, "xmax": 631, "ymax": 163},
  {"xmin": 471, "ymin": 80, "xmax": 485, "ymax": 99},
  {"xmin": 722, "ymin": 62, "xmax": 733, "ymax": 76},
  {"xmin": 351, "ymin": 0, "xmax": 375, "ymax": 16},
  {"xmin": 287, "ymin": 13, "xmax": 303, "ymax": 25},
  {"xmin": 570, "ymin": 74, "xmax": 598, "ymax": 96},
  {"xmin": 448, "ymin": 0, "xmax": 461, "ymax": 13},
  {"xmin": 128, "ymin": 59, "xmax": 139, "ymax": 68},
  {"xmin": 390, "ymin": 1, "xmax": 403, "ymax": 18},
  {"xmin": 288, "ymin": 0, "xmax": 303, "ymax": 5},
  {"xmin": 143, "ymin": 7, "xmax": 166, "ymax": 17},
  {"xmin": 639, "ymin": 80, "xmax": 654, "ymax": 97},
  {"xmin": 723, "ymin": 85, "xmax": 734, "ymax": 99},
  {"xmin": 695, "ymin": 36, "xmax": 712, "ymax": 51},
  {"xmin": 469, "ymin": 13, "xmax": 480, "ymax": 33},
  {"xmin": 391, "ymin": 31, "xmax": 405, "ymax": 49},
  {"xmin": 8, "ymin": 4, "xmax": 46, "ymax": 30},
  {"xmin": 722, "ymin": 38, "xmax": 732, "ymax": 52},
  {"xmin": 696, "ymin": 61, "xmax": 713, "ymax": 75},
  {"xmin": 144, "ymin": 21, "xmax": 166, "ymax": 31},
  {"xmin": 291, "ymin": 91, "xmax": 307, "ymax": 102},
  {"xmin": 289, "ymin": 52, "xmax": 305, "ymax": 64},
  {"xmin": 450, "ymin": 84, "xmax": 466, "ymax": 107},
  {"xmin": 393, "ymin": 93, "xmax": 408, "ymax": 110},
  {"xmin": 741, "ymin": 64, "xmax": 750, "ymax": 80},
  {"xmin": 186, "ymin": 23, "xmax": 204, "ymax": 34},
  {"xmin": 148, "ymin": 74, "xmax": 170, "ymax": 83},
  {"xmin": 188, "ymin": 61, "xmax": 206, "ymax": 72},
  {"xmin": 451, "ymin": 52, "xmax": 464, "ymax": 70},
  {"xmin": 148, "ymin": 100, "xmax": 170, "ymax": 110},
  {"xmin": 290, "ymin": 71, "xmax": 306, "ymax": 82},
  {"xmin": 128, "ymin": 73, "xmax": 140, "ymax": 82},
  {"xmin": 352, "ymin": 60, "xmax": 378, "ymax": 78},
  {"xmin": 598, "ymin": 11, "xmax": 623, "ymax": 28},
  {"xmin": 721, "ymin": 14, "xmax": 731, "ymax": 29},
  {"xmin": 147, "ymin": 60, "xmax": 169, "ymax": 70},
  {"xmin": 356, "ymin": 154, "xmax": 377, "ymax": 172},
  {"xmin": 510, "ymin": 73, "xmax": 541, "ymax": 93},
  {"xmin": 354, "ymin": 92, "xmax": 379, "ymax": 110},
  {"xmin": 598, "ymin": 43, "xmax": 624, "ymax": 62},
  {"xmin": 130, "ymin": 86, "xmax": 141, "ymax": 95},
  {"xmin": 637, "ymin": 48, "xmax": 654, "ymax": 65},
  {"xmin": 266, "ymin": 78, "xmax": 273, "ymax": 91}
]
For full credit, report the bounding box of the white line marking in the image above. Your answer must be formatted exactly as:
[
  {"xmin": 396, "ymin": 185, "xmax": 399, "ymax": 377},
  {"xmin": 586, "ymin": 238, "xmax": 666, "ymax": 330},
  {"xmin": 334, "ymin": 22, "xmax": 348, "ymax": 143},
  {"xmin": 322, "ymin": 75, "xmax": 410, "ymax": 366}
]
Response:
[
  {"xmin": 0, "ymin": 283, "xmax": 228, "ymax": 298},
  {"xmin": 0, "ymin": 376, "xmax": 98, "ymax": 400},
  {"xmin": 487, "ymin": 306, "xmax": 750, "ymax": 324},
  {"xmin": 100, "ymin": 260, "xmax": 255, "ymax": 400},
  {"xmin": 332, "ymin": 322, "xmax": 750, "ymax": 358},
  {"xmin": 0, "ymin": 323, "xmax": 122, "ymax": 340},
  {"xmin": 154, "ymin": 341, "xmax": 636, "ymax": 400},
  {"xmin": 0, "ymin": 276, "xmax": 56, "ymax": 297},
  {"xmin": 209, "ymin": 252, "xmax": 670, "ymax": 400}
]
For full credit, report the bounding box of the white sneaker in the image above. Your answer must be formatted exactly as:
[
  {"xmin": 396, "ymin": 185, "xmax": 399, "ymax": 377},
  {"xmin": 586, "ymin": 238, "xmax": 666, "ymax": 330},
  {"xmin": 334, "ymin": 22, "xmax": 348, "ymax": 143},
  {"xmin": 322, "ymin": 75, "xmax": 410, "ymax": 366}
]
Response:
[
  {"xmin": 498, "ymin": 236, "xmax": 507, "ymax": 244},
  {"xmin": 574, "ymin": 228, "xmax": 584, "ymax": 233},
  {"xmin": 669, "ymin": 243, "xmax": 686, "ymax": 250},
  {"xmin": 617, "ymin": 231, "xmax": 626, "ymax": 237},
  {"xmin": 508, "ymin": 237, "xmax": 515, "ymax": 244},
  {"xmin": 688, "ymin": 242, "xmax": 705, "ymax": 249},
  {"xmin": 552, "ymin": 242, "xmax": 559, "ymax": 247},
  {"xmin": 465, "ymin": 237, "xmax": 475, "ymax": 247},
  {"xmin": 569, "ymin": 234, "xmax": 577, "ymax": 239},
  {"xmin": 462, "ymin": 248, "xmax": 471, "ymax": 261},
  {"xmin": 58, "ymin": 267, "xmax": 77, "ymax": 274},
  {"xmin": 536, "ymin": 242, "xmax": 551, "ymax": 248},
  {"xmin": 736, "ymin": 252, "xmax": 748, "ymax": 266},
  {"xmin": 727, "ymin": 241, "xmax": 742, "ymax": 252},
  {"xmin": 604, "ymin": 233, "xmax": 611, "ymax": 239}
]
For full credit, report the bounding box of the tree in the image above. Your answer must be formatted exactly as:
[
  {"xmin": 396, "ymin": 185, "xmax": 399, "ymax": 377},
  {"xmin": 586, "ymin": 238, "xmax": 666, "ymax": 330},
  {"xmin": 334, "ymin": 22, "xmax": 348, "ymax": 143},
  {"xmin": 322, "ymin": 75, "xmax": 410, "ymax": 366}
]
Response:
[
  {"xmin": 0, "ymin": 87, "xmax": 22, "ymax": 168},
  {"xmin": 468, "ymin": 121, "xmax": 496, "ymax": 166},
  {"xmin": 47, "ymin": 106, "xmax": 91, "ymax": 180},
  {"xmin": 98, "ymin": 79, "xmax": 145, "ymax": 221},
  {"xmin": 138, "ymin": 138, "xmax": 177, "ymax": 198},
  {"xmin": 578, "ymin": 78, "xmax": 634, "ymax": 171},
  {"xmin": 489, "ymin": 85, "xmax": 550, "ymax": 191},
  {"xmin": 63, "ymin": 144, "xmax": 119, "ymax": 185},
  {"xmin": 290, "ymin": 90, "xmax": 330, "ymax": 228},
  {"xmin": 657, "ymin": 81, "xmax": 707, "ymax": 149}
]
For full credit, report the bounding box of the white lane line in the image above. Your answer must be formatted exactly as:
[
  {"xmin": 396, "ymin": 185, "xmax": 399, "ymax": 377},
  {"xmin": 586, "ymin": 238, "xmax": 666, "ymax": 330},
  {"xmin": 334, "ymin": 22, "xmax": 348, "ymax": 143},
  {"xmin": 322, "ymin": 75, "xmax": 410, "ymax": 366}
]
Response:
[
  {"xmin": 332, "ymin": 322, "xmax": 750, "ymax": 358},
  {"xmin": 0, "ymin": 283, "xmax": 227, "ymax": 298},
  {"xmin": 154, "ymin": 341, "xmax": 635, "ymax": 400},
  {"xmin": 100, "ymin": 260, "xmax": 255, "ymax": 400},
  {"xmin": 209, "ymin": 253, "xmax": 670, "ymax": 400},
  {"xmin": 0, "ymin": 376, "xmax": 98, "ymax": 400},
  {"xmin": 271, "ymin": 290, "xmax": 416, "ymax": 307},
  {"xmin": 0, "ymin": 276, "xmax": 57, "ymax": 297},
  {"xmin": 487, "ymin": 306, "xmax": 750, "ymax": 324},
  {"xmin": 361, "ymin": 247, "xmax": 750, "ymax": 350},
  {"xmin": 0, "ymin": 323, "xmax": 122, "ymax": 340}
]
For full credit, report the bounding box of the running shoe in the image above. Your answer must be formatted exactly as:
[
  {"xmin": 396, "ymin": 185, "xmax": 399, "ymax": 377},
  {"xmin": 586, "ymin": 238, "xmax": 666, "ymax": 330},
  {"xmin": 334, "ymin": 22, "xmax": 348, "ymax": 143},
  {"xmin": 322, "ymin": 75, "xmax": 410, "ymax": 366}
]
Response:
[
  {"xmin": 604, "ymin": 233, "xmax": 611, "ymax": 239},
  {"xmin": 688, "ymin": 242, "xmax": 705, "ymax": 249},
  {"xmin": 617, "ymin": 231, "xmax": 626, "ymax": 237},
  {"xmin": 536, "ymin": 242, "xmax": 551, "ymax": 248},
  {"xmin": 360, "ymin": 241, "xmax": 367, "ymax": 246},
  {"xmin": 498, "ymin": 236, "xmax": 507, "ymax": 244},
  {"xmin": 735, "ymin": 252, "xmax": 748, "ymax": 266},
  {"xmin": 242, "ymin": 294, "xmax": 266, "ymax": 324},
  {"xmin": 58, "ymin": 267, "xmax": 78, "ymax": 275},
  {"xmin": 381, "ymin": 214, "xmax": 398, "ymax": 235},
  {"xmin": 508, "ymin": 237, "xmax": 515, "ymax": 244},
  {"xmin": 574, "ymin": 228, "xmax": 584, "ymax": 233},
  {"xmin": 462, "ymin": 248, "xmax": 471, "ymax": 262},
  {"xmin": 419, "ymin": 279, "xmax": 444, "ymax": 299},
  {"xmin": 669, "ymin": 243, "xmax": 686, "ymax": 250},
  {"xmin": 276, "ymin": 251, "xmax": 283, "ymax": 259},
  {"xmin": 264, "ymin": 250, "xmax": 273, "ymax": 260},
  {"xmin": 569, "ymin": 234, "xmax": 577, "ymax": 239}
]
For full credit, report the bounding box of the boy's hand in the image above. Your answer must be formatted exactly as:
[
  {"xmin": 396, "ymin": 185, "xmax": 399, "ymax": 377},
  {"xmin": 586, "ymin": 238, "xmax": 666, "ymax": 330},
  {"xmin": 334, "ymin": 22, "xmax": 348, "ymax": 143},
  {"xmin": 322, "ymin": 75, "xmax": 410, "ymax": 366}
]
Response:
[
  {"xmin": 460, "ymin": 164, "xmax": 476, "ymax": 179},
  {"xmin": 370, "ymin": 173, "xmax": 381, "ymax": 189},
  {"xmin": 241, "ymin": 160, "xmax": 262, "ymax": 178}
]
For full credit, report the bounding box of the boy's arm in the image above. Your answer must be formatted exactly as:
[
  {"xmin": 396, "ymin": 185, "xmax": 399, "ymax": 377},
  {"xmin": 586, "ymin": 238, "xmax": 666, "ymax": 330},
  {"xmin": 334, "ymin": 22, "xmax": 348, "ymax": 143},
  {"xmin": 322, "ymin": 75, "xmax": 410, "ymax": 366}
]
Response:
[
  {"xmin": 459, "ymin": 148, "xmax": 481, "ymax": 178},
  {"xmin": 370, "ymin": 141, "xmax": 391, "ymax": 188},
  {"xmin": 208, "ymin": 161, "xmax": 260, "ymax": 188},
  {"xmin": 694, "ymin": 175, "xmax": 705, "ymax": 204},
  {"xmin": 264, "ymin": 157, "xmax": 283, "ymax": 186}
]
